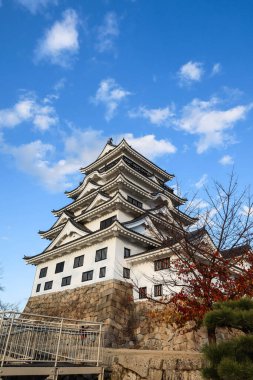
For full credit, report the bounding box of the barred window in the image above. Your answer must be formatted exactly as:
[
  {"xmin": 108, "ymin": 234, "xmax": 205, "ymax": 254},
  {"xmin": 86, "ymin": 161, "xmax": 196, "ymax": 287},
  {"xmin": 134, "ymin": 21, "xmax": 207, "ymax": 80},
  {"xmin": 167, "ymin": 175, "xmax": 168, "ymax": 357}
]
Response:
[
  {"xmin": 99, "ymin": 267, "xmax": 106, "ymax": 278},
  {"xmin": 82, "ymin": 270, "xmax": 93, "ymax": 282},
  {"xmin": 154, "ymin": 284, "xmax": 163, "ymax": 297},
  {"xmin": 100, "ymin": 216, "xmax": 116, "ymax": 230},
  {"xmin": 44, "ymin": 281, "xmax": 53, "ymax": 291},
  {"xmin": 73, "ymin": 255, "xmax": 84, "ymax": 268},
  {"xmin": 39, "ymin": 267, "xmax": 47, "ymax": 278},
  {"xmin": 124, "ymin": 248, "xmax": 131, "ymax": 258},
  {"xmin": 95, "ymin": 247, "xmax": 107, "ymax": 262},
  {"xmin": 123, "ymin": 267, "xmax": 130, "ymax": 279},
  {"xmin": 127, "ymin": 196, "xmax": 143, "ymax": 209},
  {"xmin": 139, "ymin": 287, "xmax": 147, "ymax": 299},
  {"xmin": 55, "ymin": 261, "xmax": 65, "ymax": 273},
  {"xmin": 61, "ymin": 276, "xmax": 71, "ymax": 287},
  {"xmin": 154, "ymin": 257, "xmax": 170, "ymax": 271},
  {"xmin": 36, "ymin": 284, "xmax": 41, "ymax": 293}
]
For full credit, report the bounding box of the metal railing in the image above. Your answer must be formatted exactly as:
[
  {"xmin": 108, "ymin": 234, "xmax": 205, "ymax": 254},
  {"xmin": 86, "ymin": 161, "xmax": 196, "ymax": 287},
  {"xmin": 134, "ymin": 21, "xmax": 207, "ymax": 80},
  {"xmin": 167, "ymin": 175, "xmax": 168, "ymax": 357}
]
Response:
[{"xmin": 0, "ymin": 311, "xmax": 104, "ymax": 368}]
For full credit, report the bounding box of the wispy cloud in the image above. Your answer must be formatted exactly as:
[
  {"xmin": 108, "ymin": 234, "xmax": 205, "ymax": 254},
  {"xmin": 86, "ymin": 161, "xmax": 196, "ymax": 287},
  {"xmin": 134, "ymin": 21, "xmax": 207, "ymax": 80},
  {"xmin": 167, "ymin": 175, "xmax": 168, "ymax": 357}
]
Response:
[
  {"xmin": 195, "ymin": 174, "xmax": 208, "ymax": 189},
  {"xmin": 128, "ymin": 105, "xmax": 173, "ymax": 125},
  {"xmin": 219, "ymin": 155, "xmax": 234, "ymax": 165},
  {"xmin": 92, "ymin": 78, "xmax": 131, "ymax": 121},
  {"xmin": 121, "ymin": 133, "xmax": 176, "ymax": 158},
  {"xmin": 178, "ymin": 61, "xmax": 204, "ymax": 86},
  {"xmin": 0, "ymin": 93, "xmax": 58, "ymax": 131},
  {"xmin": 211, "ymin": 63, "xmax": 222, "ymax": 76},
  {"xmin": 175, "ymin": 97, "xmax": 253, "ymax": 153},
  {"xmin": 35, "ymin": 9, "xmax": 79, "ymax": 67},
  {"xmin": 16, "ymin": 0, "xmax": 58, "ymax": 14},
  {"xmin": 96, "ymin": 12, "xmax": 119, "ymax": 53}
]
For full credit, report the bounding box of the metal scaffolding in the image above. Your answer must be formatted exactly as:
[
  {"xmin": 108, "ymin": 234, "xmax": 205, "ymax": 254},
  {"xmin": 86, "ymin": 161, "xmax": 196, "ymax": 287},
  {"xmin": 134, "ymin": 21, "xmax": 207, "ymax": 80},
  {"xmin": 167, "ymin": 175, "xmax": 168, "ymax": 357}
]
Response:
[{"xmin": 0, "ymin": 311, "xmax": 104, "ymax": 379}]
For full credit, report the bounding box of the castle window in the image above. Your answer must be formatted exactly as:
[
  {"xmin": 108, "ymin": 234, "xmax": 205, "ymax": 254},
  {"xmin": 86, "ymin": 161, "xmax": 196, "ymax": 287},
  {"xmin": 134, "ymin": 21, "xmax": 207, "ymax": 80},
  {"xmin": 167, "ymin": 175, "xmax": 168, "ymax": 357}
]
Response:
[
  {"xmin": 39, "ymin": 267, "xmax": 47, "ymax": 278},
  {"xmin": 154, "ymin": 284, "xmax": 163, "ymax": 297},
  {"xmin": 61, "ymin": 276, "xmax": 71, "ymax": 287},
  {"xmin": 95, "ymin": 247, "xmax": 107, "ymax": 262},
  {"xmin": 82, "ymin": 270, "xmax": 93, "ymax": 282},
  {"xmin": 127, "ymin": 196, "xmax": 143, "ymax": 209},
  {"xmin": 124, "ymin": 248, "xmax": 131, "ymax": 258},
  {"xmin": 55, "ymin": 261, "xmax": 65, "ymax": 273},
  {"xmin": 73, "ymin": 255, "xmax": 84, "ymax": 268},
  {"xmin": 99, "ymin": 267, "xmax": 106, "ymax": 278},
  {"xmin": 154, "ymin": 257, "xmax": 170, "ymax": 271},
  {"xmin": 100, "ymin": 216, "xmax": 116, "ymax": 230},
  {"xmin": 44, "ymin": 281, "xmax": 53, "ymax": 291},
  {"xmin": 123, "ymin": 267, "xmax": 130, "ymax": 279},
  {"xmin": 36, "ymin": 284, "xmax": 41, "ymax": 293},
  {"xmin": 139, "ymin": 287, "xmax": 147, "ymax": 299}
]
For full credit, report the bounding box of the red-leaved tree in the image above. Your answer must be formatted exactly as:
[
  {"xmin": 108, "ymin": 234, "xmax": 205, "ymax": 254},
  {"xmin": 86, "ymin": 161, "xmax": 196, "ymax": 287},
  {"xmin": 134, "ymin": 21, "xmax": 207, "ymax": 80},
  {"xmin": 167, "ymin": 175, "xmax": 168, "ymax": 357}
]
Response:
[{"xmin": 145, "ymin": 173, "xmax": 253, "ymax": 335}]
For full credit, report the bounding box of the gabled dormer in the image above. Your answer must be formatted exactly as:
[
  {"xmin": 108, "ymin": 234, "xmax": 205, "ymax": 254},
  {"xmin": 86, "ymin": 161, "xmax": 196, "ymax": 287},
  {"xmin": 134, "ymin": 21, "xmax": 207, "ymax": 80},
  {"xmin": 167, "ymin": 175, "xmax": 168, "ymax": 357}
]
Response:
[
  {"xmin": 44, "ymin": 220, "xmax": 90, "ymax": 252},
  {"xmin": 85, "ymin": 192, "xmax": 111, "ymax": 212},
  {"xmin": 124, "ymin": 215, "xmax": 164, "ymax": 242},
  {"xmin": 96, "ymin": 137, "xmax": 116, "ymax": 159},
  {"xmin": 76, "ymin": 179, "xmax": 100, "ymax": 200},
  {"xmin": 39, "ymin": 211, "xmax": 74, "ymax": 240}
]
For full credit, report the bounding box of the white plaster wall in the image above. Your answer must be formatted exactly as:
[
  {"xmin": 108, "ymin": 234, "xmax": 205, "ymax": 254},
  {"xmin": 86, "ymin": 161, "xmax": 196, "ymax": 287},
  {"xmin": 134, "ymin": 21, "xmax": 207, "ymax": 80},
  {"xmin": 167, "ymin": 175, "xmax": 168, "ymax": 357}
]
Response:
[
  {"xmin": 113, "ymin": 237, "xmax": 145, "ymax": 282},
  {"xmin": 128, "ymin": 255, "xmax": 182, "ymax": 301},
  {"xmin": 31, "ymin": 237, "xmax": 116, "ymax": 296}
]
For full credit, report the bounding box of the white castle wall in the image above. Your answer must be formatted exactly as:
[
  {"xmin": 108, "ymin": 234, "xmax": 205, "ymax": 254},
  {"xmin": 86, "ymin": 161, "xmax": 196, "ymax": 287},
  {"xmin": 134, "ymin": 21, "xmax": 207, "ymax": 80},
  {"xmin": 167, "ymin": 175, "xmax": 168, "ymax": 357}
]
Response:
[
  {"xmin": 32, "ymin": 237, "xmax": 116, "ymax": 296},
  {"xmin": 31, "ymin": 235, "xmax": 147, "ymax": 297}
]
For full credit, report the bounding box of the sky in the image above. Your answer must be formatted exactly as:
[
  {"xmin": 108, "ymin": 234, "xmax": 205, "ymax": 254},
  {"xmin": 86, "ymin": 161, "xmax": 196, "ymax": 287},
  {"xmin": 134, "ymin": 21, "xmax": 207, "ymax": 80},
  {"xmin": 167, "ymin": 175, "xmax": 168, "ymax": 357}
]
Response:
[{"xmin": 0, "ymin": 0, "xmax": 253, "ymax": 308}]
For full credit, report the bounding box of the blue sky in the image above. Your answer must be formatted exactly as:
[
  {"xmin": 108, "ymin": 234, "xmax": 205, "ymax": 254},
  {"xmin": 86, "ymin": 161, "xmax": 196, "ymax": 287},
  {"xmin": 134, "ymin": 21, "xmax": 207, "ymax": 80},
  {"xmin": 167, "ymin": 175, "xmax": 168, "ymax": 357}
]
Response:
[{"xmin": 0, "ymin": 0, "xmax": 253, "ymax": 307}]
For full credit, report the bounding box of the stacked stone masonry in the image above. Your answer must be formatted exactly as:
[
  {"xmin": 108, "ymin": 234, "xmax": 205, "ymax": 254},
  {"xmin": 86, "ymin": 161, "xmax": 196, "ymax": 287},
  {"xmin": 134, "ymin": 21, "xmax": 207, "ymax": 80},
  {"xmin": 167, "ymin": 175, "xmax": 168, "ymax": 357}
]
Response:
[
  {"xmin": 107, "ymin": 349, "xmax": 203, "ymax": 380},
  {"xmin": 24, "ymin": 279, "xmax": 134, "ymax": 346},
  {"xmin": 24, "ymin": 279, "xmax": 241, "ymax": 351}
]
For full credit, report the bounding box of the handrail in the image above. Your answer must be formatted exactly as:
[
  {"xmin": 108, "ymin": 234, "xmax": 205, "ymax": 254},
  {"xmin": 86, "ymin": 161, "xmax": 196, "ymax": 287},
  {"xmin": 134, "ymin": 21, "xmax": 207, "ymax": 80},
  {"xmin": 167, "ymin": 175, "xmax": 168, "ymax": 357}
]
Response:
[{"xmin": 0, "ymin": 311, "xmax": 104, "ymax": 368}]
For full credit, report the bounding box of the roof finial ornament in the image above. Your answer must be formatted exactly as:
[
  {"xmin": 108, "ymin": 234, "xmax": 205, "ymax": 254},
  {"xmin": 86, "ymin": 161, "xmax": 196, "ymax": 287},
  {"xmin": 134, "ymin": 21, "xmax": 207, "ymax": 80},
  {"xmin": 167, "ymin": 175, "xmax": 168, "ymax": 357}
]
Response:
[{"xmin": 107, "ymin": 137, "xmax": 113, "ymax": 145}]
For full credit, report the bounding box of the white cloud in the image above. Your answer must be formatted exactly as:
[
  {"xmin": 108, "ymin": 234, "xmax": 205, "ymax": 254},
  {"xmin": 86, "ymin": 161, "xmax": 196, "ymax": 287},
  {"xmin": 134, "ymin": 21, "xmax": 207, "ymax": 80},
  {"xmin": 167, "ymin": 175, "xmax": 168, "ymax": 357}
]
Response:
[
  {"xmin": 219, "ymin": 155, "xmax": 234, "ymax": 166},
  {"xmin": 16, "ymin": 0, "xmax": 58, "ymax": 14},
  {"xmin": 0, "ymin": 129, "xmax": 176, "ymax": 191},
  {"xmin": 195, "ymin": 174, "xmax": 208, "ymax": 189},
  {"xmin": 178, "ymin": 61, "xmax": 204, "ymax": 85},
  {"xmin": 92, "ymin": 78, "xmax": 131, "ymax": 121},
  {"xmin": 175, "ymin": 97, "xmax": 253, "ymax": 153},
  {"xmin": 211, "ymin": 63, "xmax": 222, "ymax": 76},
  {"xmin": 1, "ymin": 129, "xmax": 105, "ymax": 192},
  {"xmin": 120, "ymin": 133, "xmax": 176, "ymax": 159},
  {"xmin": 96, "ymin": 12, "xmax": 119, "ymax": 53},
  {"xmin": 0, "ymin": 94, "xmax": 58, "ymax": 131},
  {"xmin": 35, "ymin": 9, "xmax": 79, "ymax": 67},
  {"xmin": 128, "ymin": 105, "xmax": 173, "ymax": 125}
]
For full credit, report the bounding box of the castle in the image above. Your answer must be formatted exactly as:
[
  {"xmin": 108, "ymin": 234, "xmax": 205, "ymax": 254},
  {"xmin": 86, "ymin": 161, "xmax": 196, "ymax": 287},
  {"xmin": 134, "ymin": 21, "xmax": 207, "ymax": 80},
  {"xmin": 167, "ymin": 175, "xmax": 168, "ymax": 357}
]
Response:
[{"xmin": 23, "ymin": 139, "xmax": 195, "ymax": 340}]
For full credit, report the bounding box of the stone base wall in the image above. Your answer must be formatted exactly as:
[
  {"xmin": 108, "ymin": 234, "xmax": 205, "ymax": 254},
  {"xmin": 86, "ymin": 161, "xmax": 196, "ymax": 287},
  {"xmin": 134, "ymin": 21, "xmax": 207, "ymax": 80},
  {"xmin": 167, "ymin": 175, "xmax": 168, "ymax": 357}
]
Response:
[
  {"xmin": 127, "ymin": 302, "xmax": 242, "ymax": 351},
  {"xmin": 24, "ymin": 284, "xmax": 242, "ymax": 351},
  {"xmin": 24, "ymin": 279, "xmax": 134, "ymax": 346},
  {"xmin": 107, "ymin": 349, "xmax": 203, "ymax": 380}
]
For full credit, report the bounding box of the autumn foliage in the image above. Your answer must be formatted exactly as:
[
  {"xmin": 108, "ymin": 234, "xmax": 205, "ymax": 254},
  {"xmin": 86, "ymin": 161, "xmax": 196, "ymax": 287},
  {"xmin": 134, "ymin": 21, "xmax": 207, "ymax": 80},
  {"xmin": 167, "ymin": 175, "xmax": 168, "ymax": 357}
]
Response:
[{"xmin": 150, "ymin": 173, "xmax": 253, "ymax": 325}]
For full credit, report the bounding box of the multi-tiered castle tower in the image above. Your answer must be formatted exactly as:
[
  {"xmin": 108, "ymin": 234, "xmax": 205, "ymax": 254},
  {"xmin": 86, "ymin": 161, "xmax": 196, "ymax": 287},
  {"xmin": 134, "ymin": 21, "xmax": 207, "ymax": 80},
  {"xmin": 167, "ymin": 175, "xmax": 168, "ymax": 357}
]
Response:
[{"xmin": 24, "ymin": 139, "xmax": 195, "ymax": 335}]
